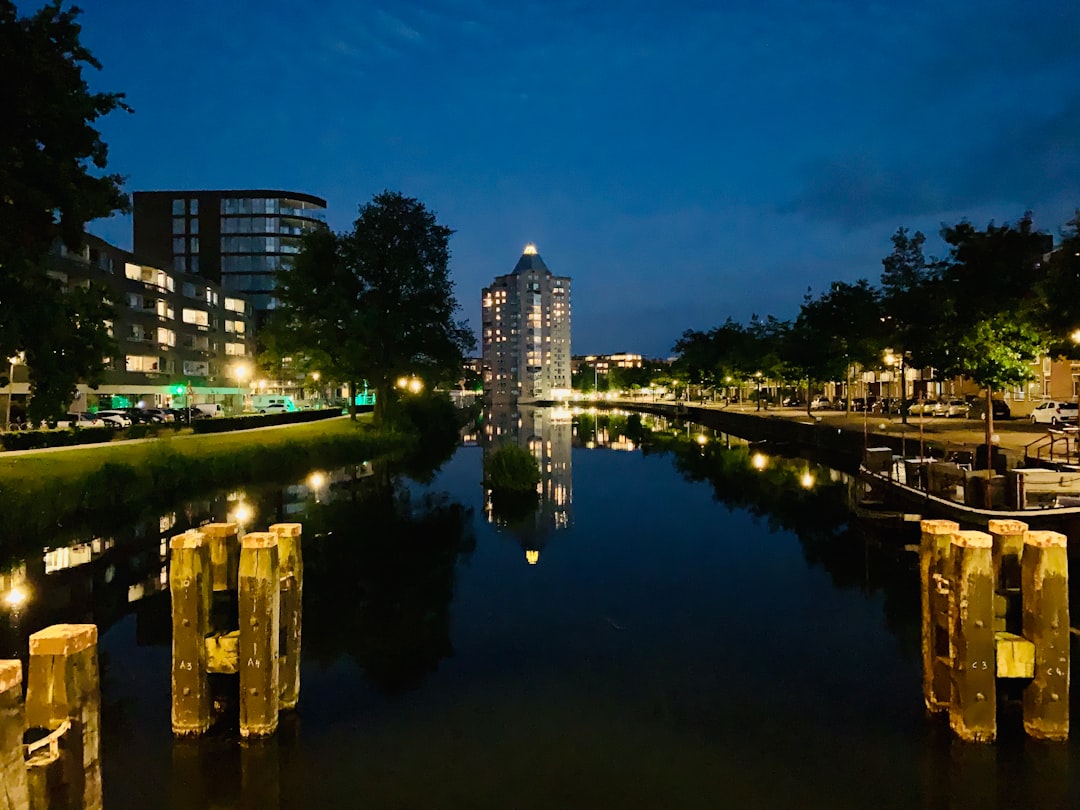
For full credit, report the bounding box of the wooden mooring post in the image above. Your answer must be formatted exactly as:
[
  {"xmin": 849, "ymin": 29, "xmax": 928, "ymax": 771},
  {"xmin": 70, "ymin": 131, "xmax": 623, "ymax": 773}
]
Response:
[
  {"xmin": 169, "ymin": 522, "xmax": 303, "ymax": 738},
  {"xmin": 920, "ymin": 519, "xmax": 1069, "ymax": 742},
  {"xmin": 0, "ymin": 623, "xmax": 102, "ymax": 810}
]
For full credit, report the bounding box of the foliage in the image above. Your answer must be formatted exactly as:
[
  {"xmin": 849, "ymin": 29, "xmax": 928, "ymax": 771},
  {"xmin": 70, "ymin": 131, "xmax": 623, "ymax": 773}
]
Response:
[
  {"xmin": 1038, "ymin": 212, "xmax": 1080, "ymax": 358},
  {"xmin": 0, "ymin": 425, "xmax": 113, "ymax": 451},
  {"xmin": 0, "ymin": 1, "xmax": 128, "ymax": 418},
  {"xmin": 268, "ymin": 191, "xmax": 475, "ymax": 426},
  {"xmin": 485, "ymin": 443, "xmax": 541, "ymax": 493},
  {"xmin": 952, "ymin": 315, "xmax": 1044, "ymax": 392}
]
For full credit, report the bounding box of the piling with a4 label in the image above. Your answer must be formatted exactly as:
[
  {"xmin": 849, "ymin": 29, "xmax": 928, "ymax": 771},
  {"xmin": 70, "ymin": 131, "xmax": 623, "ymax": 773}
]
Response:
[{"xmin": 169, "ymin": 522, "xmax": 303, "ymax": 738}]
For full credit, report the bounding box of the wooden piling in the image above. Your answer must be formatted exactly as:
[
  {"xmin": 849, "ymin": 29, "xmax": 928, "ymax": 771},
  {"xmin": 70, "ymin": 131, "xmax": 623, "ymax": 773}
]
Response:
[
  {"xmin": 920, "ymin": 520, "xmax": 958, "ymax": 712},
  {"xmin": 1022, "ymin": 530, "xmax": 1069, "ymax": 741},
  {"xmin": 170, "ymin": 531, "xmax": 212, "ymax": 736},
  {"xmin": 987, "ymin": 519, "xmax": 1026, "ymax": 594},
  {"xmin": 24, "ymin": 624, "xmax": 101, "ymax": 810},
  {"xmin": 270, "ymin": 523, "xmax": 303, "ymax": 711},
  {"xmin": 0, "ymin": 660, "xmax": 29, "ymax": 810},
  {"xmin": 201, "ymin": 522, "xmax": 240, "ymax": 593},
  {"xmin": 239, "ymin": 532, "xmax": 280, "ymax": 738},
  {"xmin": 948, "ymin": 531, "xmax": 996, "ymax": 742}
]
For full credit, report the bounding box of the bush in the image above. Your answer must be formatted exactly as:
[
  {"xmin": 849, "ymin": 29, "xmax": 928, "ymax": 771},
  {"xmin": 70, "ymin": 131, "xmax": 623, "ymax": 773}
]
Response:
[
  {"xmin": 191, "ymin": 409, "xmax": 340, "ymax": 434},
  {"xmin": 485, "ymin": 444, "xmax": 541, "ymax": 493},
  {"xmin": 0, "ymin": 426, "xmax": 113, "ymax": 451}
]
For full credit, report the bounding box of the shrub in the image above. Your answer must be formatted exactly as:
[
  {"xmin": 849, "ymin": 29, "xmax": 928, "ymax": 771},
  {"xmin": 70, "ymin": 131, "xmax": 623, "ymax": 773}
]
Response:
[{"xmin": 485, "ymin": 444, "xmax": 541, "ymax": 493}]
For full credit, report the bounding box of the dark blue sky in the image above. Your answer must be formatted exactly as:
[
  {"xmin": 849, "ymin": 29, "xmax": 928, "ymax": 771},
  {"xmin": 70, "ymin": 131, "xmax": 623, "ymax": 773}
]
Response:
[{"xmin": 58, "ymin": 0, "xmax": 1080, "ymax": 357}]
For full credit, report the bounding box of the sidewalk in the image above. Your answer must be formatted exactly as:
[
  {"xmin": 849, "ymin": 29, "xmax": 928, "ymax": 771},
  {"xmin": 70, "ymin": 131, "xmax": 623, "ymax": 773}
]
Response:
[{"xmin": 624, "ymin": 398, "xmax": 1052, "ymax": 463}]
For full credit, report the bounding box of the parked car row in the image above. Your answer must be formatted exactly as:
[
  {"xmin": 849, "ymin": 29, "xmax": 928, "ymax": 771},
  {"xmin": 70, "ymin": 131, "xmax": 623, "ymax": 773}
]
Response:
[{"xmin": 805, "ymin": 396, "xmax": 1014, "ymax": 420}]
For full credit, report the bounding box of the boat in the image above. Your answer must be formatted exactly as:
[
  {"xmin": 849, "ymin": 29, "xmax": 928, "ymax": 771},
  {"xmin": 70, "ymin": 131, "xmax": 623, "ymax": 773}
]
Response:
[{"xmin": 857, "ymin": 446, "xmax": 1080, "ymax": 532}]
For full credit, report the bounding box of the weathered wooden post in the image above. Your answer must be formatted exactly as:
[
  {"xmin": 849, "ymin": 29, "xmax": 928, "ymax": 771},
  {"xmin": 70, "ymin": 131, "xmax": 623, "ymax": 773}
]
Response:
[
  {"xmin": 0, "ymin": 659, "xmax": 29, "ymax": 810},
  {"xmin": 239, "ymin": 532, "xmax": 280, "ymax": 738},
  {"xmin": 1022, "ymin": 530, "xmax": 1069, "ymax": 741},
  {"xmin": 920, "ymin": 519, "xmax": 958, "ymax": 712},
  {"xmin": 24, "ymin": 624, "xmax": 101, "ymax": 810},
  {"xmin": 201, "ymin": 522, "xmax": 240, "ymax": 593},
  {"xmin": 170, "ymin": 530, "xmax": 212, "ymax": 736},
  {"xmin": 948, "ymin": 531, "xmax": 996, "ymax": 742},
  {"xmin": 270, "ymin": 523, "xmax": 303, "ymax": 711},
  {"xmin": 987, "ymin": 519, "xmax": 1025, "ymax": 596}
]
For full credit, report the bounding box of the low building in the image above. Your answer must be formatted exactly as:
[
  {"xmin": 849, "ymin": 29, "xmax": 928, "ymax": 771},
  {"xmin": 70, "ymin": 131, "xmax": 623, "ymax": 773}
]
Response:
[{"xmin": 19, "ymin": 235, "xmax": 256, "ymax": 413}]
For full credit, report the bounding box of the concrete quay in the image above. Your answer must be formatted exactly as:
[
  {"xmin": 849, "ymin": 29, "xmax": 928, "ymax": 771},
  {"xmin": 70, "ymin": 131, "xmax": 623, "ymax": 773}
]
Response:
[{"xmin": 614, "ymin": 399, "xmax": 1060, "ymax": 467}]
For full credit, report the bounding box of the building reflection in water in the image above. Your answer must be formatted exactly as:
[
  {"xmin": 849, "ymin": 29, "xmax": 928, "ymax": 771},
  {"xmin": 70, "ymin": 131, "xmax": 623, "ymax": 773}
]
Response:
[
  {"xmin": 482, "ymin": 401, "xmax": 573, "ymax": 563},
  {"xmin": 0, "ymin": 462, "xmax": 373, "ymax": 661}
]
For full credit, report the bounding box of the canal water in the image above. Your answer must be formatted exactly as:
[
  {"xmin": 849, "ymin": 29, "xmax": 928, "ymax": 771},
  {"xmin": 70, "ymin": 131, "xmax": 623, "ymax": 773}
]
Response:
[{"xmin": 1, "ymin": 407, "xmax": 1077, "ymax": 808}]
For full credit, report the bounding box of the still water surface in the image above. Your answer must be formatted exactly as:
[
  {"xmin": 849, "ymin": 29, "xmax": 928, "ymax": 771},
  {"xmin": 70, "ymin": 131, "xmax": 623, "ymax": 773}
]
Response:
[{"xmin": 2, "ymin": 409, "xmax": 1077, "ymax": 808}]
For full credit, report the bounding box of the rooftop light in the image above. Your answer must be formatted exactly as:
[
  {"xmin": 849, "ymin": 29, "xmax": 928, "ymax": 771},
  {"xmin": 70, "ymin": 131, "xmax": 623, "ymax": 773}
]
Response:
[{"xmin": 523, "ymin": 243, "xmax": 538, "ymax": 255}]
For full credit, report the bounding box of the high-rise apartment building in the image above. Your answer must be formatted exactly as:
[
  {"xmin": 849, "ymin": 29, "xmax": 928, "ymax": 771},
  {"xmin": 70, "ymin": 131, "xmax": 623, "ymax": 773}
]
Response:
[
  {"xmin": 481, "ymin": 244, "xmax": 571, "ymax": 400},
  {"xmin": 133, "ymin": 189, "xmax": 326, "ymax": 325}
]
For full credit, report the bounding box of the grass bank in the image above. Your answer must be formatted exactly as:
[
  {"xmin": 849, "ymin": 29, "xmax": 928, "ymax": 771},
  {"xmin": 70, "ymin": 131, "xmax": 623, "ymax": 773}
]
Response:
[{"xmin": 0, "ymin": 415, "xmax": 410, "ymax": 541}]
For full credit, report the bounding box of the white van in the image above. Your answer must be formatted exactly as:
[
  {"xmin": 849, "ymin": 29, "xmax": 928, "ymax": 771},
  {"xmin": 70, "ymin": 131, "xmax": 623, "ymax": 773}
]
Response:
[{"xmin": 194, "ymin": 403, "xmax": 224, "ymax": 418}]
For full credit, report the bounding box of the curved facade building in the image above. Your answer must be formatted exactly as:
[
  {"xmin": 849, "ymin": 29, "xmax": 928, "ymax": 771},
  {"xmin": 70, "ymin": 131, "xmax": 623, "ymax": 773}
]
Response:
[{"xmin": 133, "ymin": 189, "xmax": 326, "ymax": 324}]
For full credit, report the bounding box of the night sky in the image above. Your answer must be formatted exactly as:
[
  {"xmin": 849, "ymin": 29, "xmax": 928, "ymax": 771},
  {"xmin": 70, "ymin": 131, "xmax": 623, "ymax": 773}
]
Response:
[{"xmin": 57, "ymin": 0, "xmax": 1080, "ymax": 357}]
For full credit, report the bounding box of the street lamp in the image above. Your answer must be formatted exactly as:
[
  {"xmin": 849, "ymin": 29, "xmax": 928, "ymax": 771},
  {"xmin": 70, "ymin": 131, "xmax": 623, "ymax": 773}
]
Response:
[
  {"xmin": 755, "ymin": 371, "xmax": 763, "ymax": 412},
  {"xmin": 5, "ymin": 352, "xmax": 24, "ymax": 428}
]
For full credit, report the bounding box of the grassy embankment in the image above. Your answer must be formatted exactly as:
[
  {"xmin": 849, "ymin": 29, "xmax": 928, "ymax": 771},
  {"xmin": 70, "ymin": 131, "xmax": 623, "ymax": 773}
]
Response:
[{"xmin": 0, "ymin": 415, "xmax": 409, "ymax": 539}]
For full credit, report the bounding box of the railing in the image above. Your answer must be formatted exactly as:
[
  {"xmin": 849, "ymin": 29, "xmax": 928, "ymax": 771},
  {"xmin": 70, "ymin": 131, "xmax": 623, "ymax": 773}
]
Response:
[{"xmin": 1024, "ymin": 427, "xmax": 1079, "ymax": 466}]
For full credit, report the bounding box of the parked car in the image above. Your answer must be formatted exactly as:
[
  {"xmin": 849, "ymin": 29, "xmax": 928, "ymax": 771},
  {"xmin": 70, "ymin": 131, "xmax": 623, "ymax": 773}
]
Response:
[
  {"xmin": 95, "ymin": 409, "xmax": 133, "ymax": 428},
  {"xmin": 809, "ymin": 396, "xmax": 832, "ymax": 410},
  {"xmin": 967, "ymin": 398, "xmax": 1011, "ymax": 421},
  {"xmin": 123, "ymin": 408, "xmax": 160, "ymax": 424},
  {"xmin": 145, "ymin": 408, "xmax": 174, "ymax": 423},
  {"xmin": 909, "ymin": 399, "xmax": 939, "ymax": 416},
  {"xmin": 55, "ymin": 413, "xmax": 104, "ymax": 429},
  {"xmin": 260, "ymin": 402, "xmax": 289, "ymax": 414},
  {"xmin": 168, "ymin": 407, "xmax": 210, "ymax": 422},
  {"xmin": 942, "ymin": 399, "xmax": 970, "ymax": 418},
  {"xmin": 1030, "ymin": 400, "xmax": 1079, "ymax": 426}
]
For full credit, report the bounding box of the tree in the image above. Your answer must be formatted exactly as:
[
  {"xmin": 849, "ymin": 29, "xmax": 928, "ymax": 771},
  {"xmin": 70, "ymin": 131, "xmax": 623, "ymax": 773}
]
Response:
[
  {"xmin": 1039, "ymin": 212, "xmax": 1080, "ymax": 358},
  {"xmin": 791, "ymin": 280, "xmax": 885, "ymax": 414},
  {"xmin": 0, "ymin": 1, "xmax": 129, "ymax": 419},
  {"xmin": 270, "ymin": 191, "xmax": 475, "ymax": 426}
]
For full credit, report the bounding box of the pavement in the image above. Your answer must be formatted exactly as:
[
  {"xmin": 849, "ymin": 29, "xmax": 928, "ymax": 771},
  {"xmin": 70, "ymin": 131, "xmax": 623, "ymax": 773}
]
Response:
[{"xmin": 621, "ymin": 399, "xmax": 1065, "ymax": 463}]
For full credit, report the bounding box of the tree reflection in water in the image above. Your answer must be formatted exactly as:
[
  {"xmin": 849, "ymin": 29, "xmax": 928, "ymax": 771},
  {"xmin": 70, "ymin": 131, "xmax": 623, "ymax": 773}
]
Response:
[
  {"xmin": 588, "ymin": 412, "xmax": 922, "ymax": 661},
  {"xmin": 302, "ymin": 467, "xmax": 475, "ymax": 694}
]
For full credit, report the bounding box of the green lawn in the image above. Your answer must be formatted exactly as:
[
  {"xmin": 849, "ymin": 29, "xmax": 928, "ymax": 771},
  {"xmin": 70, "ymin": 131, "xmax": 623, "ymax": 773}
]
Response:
[{"xmin": 0, "ymin": 414, "xmax": 378, "ymax": 484}]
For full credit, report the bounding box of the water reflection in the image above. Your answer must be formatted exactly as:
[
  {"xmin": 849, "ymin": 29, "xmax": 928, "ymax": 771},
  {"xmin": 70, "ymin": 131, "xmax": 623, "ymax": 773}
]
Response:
[{"xmin": 482, "ymin": 402, "xmax": 573, "ymax": 563}]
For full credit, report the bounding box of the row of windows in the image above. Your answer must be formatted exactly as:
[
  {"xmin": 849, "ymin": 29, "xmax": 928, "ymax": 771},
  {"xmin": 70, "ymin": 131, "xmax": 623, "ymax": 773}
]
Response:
[
  {"xmin": 220, "ymin": 197, "xmax": 324, "ymax": 218},
  {"xmin": 174, "ymin": 256, "xmax": 200, "ymax": 274},
  {"xmin": 174, "ymin": 237, "xmax": 200, "ymax": 254},
  {"xmin": 221, "ymin": 236, "xmax": 302, "ymax": 254},
  {"xmin": 125, "ymin": 263, "xmax": 175, "ymax": 291},
  {"xmin": 221, "ymin": 255, "xmax": 288, "ymax": 273},
  {"xmin": 221, "ymin": 217, "xmax": 313, "ymax": 236},
  {"xmin": 173, "ymin": 217, "xmax": 199, "ymax": 235},
  {"xmin": 172, "ymin": 199, "xmax": 199, "ymax": 216}
]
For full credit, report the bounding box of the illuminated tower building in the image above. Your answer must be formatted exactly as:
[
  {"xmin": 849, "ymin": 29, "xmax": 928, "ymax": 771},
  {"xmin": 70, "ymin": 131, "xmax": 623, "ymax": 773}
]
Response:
[{"xmin": 481, "ymin": 244, "xmax": 571, "ymax": 400}]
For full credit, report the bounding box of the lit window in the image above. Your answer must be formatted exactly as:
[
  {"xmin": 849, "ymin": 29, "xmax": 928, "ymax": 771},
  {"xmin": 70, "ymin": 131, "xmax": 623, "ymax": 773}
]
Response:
[{"xmin": 182, "ymin": 308, "xmax": 209, "ymax": 327}]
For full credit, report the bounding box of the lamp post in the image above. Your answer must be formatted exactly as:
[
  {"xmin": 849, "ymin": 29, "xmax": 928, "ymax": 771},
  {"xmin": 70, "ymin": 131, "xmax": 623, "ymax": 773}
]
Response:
[
  {"xmin": 4, "ymin": 353, "xmax": 23, "ymax": 428},
  {"xmin": 231, "ymin": 362, "xmax": 252, "ymax": 413},
  {"xmin": 755, "ymin": 371, "xmax": 763, "ymax": 412}
]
